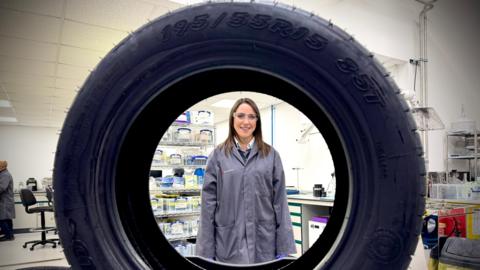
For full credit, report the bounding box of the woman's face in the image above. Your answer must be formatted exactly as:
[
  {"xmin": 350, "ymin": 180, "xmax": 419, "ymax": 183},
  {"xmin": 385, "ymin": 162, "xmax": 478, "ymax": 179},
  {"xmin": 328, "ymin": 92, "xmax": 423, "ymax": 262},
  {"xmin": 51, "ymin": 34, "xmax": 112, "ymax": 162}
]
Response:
[{"xmin": 233, "ymin": 103, "xmax": 257, "ymax": 141}]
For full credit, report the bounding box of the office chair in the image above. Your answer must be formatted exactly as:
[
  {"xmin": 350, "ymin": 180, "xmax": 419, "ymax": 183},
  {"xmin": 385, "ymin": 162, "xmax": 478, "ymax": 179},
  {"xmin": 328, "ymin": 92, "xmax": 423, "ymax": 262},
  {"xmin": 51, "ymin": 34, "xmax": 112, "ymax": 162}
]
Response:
[
  {"xmin": 45, "ymin": 186, "xmax": 60, "ymax": 243},
  {"xmin": 19, "ymin": 188, "xmax": 58, "ymax": 250}
]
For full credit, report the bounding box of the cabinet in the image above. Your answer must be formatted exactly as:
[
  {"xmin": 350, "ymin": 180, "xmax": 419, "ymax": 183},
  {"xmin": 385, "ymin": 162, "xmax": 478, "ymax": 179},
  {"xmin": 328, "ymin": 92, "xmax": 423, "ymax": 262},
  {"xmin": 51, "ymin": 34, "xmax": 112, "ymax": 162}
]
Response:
[
  {"xmin": 432, "ymin": 132, "xmax": 480, "ymax": 201},
  {"xmin": 287, "ymin": 194, "xmax": 333, "ymax": 257},
  {"xmin": 149, "ymin": 112, "xmax": 215, "ymax": 256},
  {"xmin": 446, "ymin": 131, "xmax": 479, "ymax": 183}
]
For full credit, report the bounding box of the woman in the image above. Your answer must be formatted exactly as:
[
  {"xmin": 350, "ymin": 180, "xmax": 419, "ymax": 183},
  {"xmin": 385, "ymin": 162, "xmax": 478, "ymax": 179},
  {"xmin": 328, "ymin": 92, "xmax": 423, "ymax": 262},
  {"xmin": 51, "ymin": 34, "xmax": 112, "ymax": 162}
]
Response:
[
  {"xmin": 196, "ymin": 98, "xmax": 296, "ymax": 264},
  {"xmin": 0, "ymin": 160, "xmax": 15, "ymax": 241}
]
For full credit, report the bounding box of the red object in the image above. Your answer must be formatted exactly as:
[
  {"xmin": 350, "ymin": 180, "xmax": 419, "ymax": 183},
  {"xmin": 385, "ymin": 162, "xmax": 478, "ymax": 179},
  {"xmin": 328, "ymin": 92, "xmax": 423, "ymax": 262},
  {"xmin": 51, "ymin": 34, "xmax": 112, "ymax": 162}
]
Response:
[{"xmin": 438, "ymin": 207, "xmax": 466, "ymax": 238}]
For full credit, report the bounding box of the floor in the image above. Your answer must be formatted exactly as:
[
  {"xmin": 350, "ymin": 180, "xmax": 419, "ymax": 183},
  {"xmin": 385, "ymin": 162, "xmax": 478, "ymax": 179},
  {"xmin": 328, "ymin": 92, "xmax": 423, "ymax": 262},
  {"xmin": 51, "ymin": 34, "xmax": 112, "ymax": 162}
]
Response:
[
  {"xmin": 0, "ymin": 232, "xmax": 429, "ymax": 270},
  {"xmin": 0, "ymin": 232, "xmax": 70, "ymax": 270}
]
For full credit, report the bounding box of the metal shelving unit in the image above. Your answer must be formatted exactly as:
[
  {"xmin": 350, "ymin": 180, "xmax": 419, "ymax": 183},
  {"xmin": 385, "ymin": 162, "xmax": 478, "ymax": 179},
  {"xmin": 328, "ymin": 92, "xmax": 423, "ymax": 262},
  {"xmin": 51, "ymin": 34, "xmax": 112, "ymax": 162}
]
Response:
[
  {"xmin": 154, "ymin": 211, "xmax": 201, "ymax": 218},
  {"xmin": 446, "ymin": 131, "xmax": 479, "ymax": 182},
  {"xmin": 151, "ymin": 165, "xmax": 206, "ymax": 171},
  {"xmin": 150, "ymin": 115, "xmax": 215, "ymax": 254}
]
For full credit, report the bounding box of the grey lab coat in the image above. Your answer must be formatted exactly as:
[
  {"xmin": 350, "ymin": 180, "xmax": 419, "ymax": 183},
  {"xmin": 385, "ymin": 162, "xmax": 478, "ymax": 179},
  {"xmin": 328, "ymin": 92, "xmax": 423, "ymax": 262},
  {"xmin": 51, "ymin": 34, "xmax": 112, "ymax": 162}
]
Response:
[
  {"xmin": 196, "ymin": 143, "xmax": 296, "ymax": 264},
  {"xmin": 0, "ymin": 169, "xmax": 15, "ymax": 220}
]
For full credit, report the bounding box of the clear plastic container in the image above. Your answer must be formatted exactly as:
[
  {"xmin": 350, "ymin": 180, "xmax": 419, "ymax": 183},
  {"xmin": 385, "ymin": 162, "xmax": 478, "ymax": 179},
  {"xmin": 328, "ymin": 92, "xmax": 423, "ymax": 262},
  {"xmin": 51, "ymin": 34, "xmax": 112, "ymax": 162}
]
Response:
[
  {"xmin": 175, "ymin": 197, "xmax": 188, "ymax": 212},
  {"xmin": 191, "ymin": 156, "xmax": 208, "ymax": 165},
  {"xmin": 160, "ymin": 127, "xmax": 172, "ymax": 143},
  {"xmin": 171, "ymin": 221, "xmax": 184, "ymax": 235},
  {"xmin": 169, "ymin": 154, "xmax": 183, "ymax": 165},
  {"xmin": 191, "ymin": 110, "xmax": 214, "ymax": 125},
  {"xmin": 198, "ymin": 129, "xmax": 213, "ymax": 144},
  {"xmin": 175, "ymin": 128, "xmax": 192, "ymax": 143},
  {"xmin": 152, "ymin": 149, "xmax": 166, "ymax": 166}
]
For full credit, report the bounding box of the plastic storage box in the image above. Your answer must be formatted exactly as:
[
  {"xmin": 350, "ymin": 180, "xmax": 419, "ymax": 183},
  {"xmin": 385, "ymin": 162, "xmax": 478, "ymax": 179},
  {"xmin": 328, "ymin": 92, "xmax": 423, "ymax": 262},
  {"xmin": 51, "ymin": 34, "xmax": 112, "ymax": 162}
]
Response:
[
  {"xmin": 197, "ymin": 129, "xmax": 213, "ymax": 144},
  {"xmin": 174, "ymin": 128, "xmax": 192, "ymax": 143},
  {"xmin": 169, "ymin": 154, "xmax": 183, "ymax": 165},
  {"xmin": 191, "ymin": 110, "xmax": 214, "ymax": 125},
  {"xmin": 430, "ymin": 184, "xmax": 474, "ymax": 200},
  {"xmin": 439, "ymin": 237, "xmax": 480, "ymax": 269},
  {"xmin": 191, "ymin": 155, "xmax": 208, "ymax": 165}
]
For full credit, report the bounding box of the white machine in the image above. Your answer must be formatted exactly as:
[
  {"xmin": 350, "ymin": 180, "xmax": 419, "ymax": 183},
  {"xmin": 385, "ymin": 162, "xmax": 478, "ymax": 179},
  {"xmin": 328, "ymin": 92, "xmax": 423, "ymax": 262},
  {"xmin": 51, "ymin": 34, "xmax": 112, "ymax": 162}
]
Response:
[{"xmin": 308, "ymin": 217, "xmax": 329, "ymax": 248}]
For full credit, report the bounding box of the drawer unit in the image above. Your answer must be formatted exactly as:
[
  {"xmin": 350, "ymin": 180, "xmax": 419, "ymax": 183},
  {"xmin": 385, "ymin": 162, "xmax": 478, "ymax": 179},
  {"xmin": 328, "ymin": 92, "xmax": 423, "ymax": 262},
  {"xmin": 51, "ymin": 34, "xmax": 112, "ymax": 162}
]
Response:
[
  {"xmin": 292, "ymin": 223, "xmax": 302, "ymax": 240},
  {"xmin": 289, "ymin": 202, "xmax": 302, "ymax": 256},
  {"xmin": 293, "ymin": 240, "xmax": 303, "ymax": 258},
  {"xmin": 288, "ymin": 204, "xmax": 301, "ymax": 214}
]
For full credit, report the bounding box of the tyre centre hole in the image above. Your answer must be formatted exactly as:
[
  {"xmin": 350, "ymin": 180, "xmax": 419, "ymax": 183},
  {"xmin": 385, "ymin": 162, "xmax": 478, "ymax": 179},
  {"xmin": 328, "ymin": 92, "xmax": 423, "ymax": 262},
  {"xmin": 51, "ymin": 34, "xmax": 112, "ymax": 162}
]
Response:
[
  {"xmin": 115, "ymin": 69, "xmax": 350, "ymax": 269},
  {"xmin": 149, "ymin": 92, "xmax": 336, "ymax": 264}
]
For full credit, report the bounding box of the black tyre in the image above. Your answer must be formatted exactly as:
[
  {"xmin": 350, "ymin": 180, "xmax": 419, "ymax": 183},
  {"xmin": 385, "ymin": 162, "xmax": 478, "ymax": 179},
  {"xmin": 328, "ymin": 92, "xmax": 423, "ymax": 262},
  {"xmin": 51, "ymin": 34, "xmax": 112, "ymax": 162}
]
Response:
[{"xmin": 53, "ymin": 2, "xmax": 425, "ymax": 270}]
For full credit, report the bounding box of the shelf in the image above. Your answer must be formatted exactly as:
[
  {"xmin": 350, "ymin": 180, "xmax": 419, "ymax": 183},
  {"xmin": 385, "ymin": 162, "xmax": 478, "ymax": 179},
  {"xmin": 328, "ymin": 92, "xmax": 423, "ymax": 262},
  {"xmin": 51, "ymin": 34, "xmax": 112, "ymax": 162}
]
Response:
[
  {"xmin": 166, "ymin": 235, "xmax": 197, "ymax": 241},
  {"xmin": 426, "ymin": 198, "xmax": 480, "ymax": 205},
  {"xmin": 447, "ymin": 132, "xmax": 479, "ymax": 137},
  {"xmin": 154, "ymin": 211, "xmax": 200, "ymax": 218},
  {"xmin": 152, "ymin": 188, "xmax": 201, "ymax": 193},
  {"xmin": 151, "ymin": 165, "xmax": 206, "ymax": 170},
  {"xmin": 171, "ymin": 122, "xmax": 214, "ymax": 129},
  {"xmin": 448, "ymin": 155, "xmax": 480, "ymax": 159},
  {"xmin": 158, "ymin": 142, "xmax": 214, "ymax": 147}
]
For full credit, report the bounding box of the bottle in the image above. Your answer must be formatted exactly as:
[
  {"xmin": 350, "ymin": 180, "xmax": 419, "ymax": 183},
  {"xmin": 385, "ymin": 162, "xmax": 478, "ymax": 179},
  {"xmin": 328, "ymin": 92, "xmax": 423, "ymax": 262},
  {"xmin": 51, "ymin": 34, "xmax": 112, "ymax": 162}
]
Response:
[{"xmin": 194, "ymin": 168, "xmax": 205, "ymax": 186}]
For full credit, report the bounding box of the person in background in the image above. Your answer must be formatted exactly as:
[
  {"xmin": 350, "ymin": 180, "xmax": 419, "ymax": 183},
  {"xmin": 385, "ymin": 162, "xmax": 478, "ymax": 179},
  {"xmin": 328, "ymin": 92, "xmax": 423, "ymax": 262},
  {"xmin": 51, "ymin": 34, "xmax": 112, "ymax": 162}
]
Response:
[
  {"xmin": 0, "ymin": 160, "xmax": 15, "ymax": 241},
  {"xmin": 196, "ymin": 98, "xmax": 296, "ymax": 264}
]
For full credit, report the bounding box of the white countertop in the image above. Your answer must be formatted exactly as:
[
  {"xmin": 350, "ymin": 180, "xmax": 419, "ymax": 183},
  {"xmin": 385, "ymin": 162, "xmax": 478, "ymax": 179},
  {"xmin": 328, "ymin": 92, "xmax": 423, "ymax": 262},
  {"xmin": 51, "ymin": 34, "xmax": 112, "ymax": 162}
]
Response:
[{"xmin": 287, "ymin": 193, "xmax": 334, "ymax": 207}]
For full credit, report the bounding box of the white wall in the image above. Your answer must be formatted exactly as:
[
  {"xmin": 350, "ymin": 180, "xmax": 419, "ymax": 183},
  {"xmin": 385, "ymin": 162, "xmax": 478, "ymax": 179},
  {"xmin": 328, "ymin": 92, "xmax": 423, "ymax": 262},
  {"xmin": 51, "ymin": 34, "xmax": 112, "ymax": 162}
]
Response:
[
  {"xmin": 287, "ymin": 0, "xmax": 480, "ymax": 172},
  {"xmin": 425, "ymin": 0, "xmax": 480, "ymax": 171},
  {"xmin": 273, "ymin": 103, "xmax": 334, "ymax": 191},
  {"xmin": 214, "ymin": 101, "xmax": 334, "ymax": 192},
  {"xmin": 0, "ymin": 125, "xmax": 58, "ymax": 190},
  {"xmin": 1, "ymin": 0, "xmax": 479, "ymax": 188}
]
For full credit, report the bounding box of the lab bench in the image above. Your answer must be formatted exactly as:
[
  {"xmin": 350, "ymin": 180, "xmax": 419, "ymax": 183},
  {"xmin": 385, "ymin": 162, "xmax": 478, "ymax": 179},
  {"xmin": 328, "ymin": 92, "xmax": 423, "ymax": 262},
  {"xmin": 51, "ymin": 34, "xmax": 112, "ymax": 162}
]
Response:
[
  {"xmin": 287, "ymin": 193, "xmax": 334, "ymax": 257},
  {"xmin": 13, "ymin": 191, "xmax": 56, "ymax": 233}
]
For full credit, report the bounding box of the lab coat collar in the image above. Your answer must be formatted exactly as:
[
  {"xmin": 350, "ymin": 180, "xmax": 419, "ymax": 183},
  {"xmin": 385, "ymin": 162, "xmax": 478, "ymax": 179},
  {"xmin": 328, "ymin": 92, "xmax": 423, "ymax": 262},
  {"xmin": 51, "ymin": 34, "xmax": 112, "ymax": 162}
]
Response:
[
  {"xmin": 234, "ymin": 136, "xmax": 255, "ymax": 151},
  {"xmin": 232, "ymin": 140, "xmax": 258, "ymax": 166}
]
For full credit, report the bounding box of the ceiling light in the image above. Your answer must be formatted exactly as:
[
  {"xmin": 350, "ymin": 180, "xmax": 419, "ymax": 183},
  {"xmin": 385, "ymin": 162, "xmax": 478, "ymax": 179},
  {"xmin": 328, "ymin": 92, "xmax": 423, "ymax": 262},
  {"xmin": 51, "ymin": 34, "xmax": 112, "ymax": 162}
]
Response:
[
  {"xmin": 0, "ymin": 100, "xmax": 12, "ymax": 108},
  {"xmin": 169, "ymin": 0, "xmax": 205, "ymax": 4},
  {"xmin": 0, "ymin": 116, "xmax": 17, "ymax": 122},
  {"xmin": 211, "ymin": 99, "xmax": 236, "ymax": 108}
]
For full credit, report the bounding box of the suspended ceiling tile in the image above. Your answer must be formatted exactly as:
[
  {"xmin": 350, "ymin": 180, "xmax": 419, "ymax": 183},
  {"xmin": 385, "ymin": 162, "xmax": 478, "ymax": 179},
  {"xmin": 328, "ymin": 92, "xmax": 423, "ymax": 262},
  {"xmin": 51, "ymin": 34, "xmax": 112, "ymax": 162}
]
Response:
[
  {"xmin": 3, "ymin": 84, "xmax": 55, "ymax": 96},
  {"xmin": 0, "ymin": 0, "xmax": 64, "ymax": 17},
  {"xmin": 12, "ymin": 104, "xmax": 52, "ymax": 112},
  {"xmin": 15, "ymin": 113, "xmax": 51, "ymax": 119},
  {"xmin": 53, "ymin": 87, "xmax": 77, "ymax": 96},
  {"xmin": 52, "ymin": 101, "xmax": 75, "ymax": 110},
  {"xmin": 58, "ymin": 45, "xmax": 104, "ymax": 68},
  {"xmin": 62, "ymin": 20, "xmax": 127, "ymax": 52},
  {"xmin": 0, "ymin": 72, "xmax": 55, "ymax": 87},
  {"xmin": 0, "ymin": 55, "xmax": 56, "ymax": 76},
  {"xmin": 0, "ymin": 9, "xmax": 62, "ymax": 43},
  {"xmin": 55, "ymin": 77, "xmax": 83, "ymax": 91},
  {"xmin": 51, "ymin": 96, "xmax": 75, "ymax": 106},
  {"xmin": 51, "ymin": 107, "xmax": 69, "ymax": 114},
  {"xmin": 0, "ymin": 107, "xmax": 15, "ymax": 117},
  {"xmin": 0, "ymin": 36, "xmax": 58, "ymax": 62},
  {"xmin": 8, "ymin": 94, "xmax": 54, "ymax": 105},
  {"xmin": 57, "ymin": 64, "xmax": 90, "ymax": 80},
  {"xmin": 65, "ymin": 0, "xmax": 154, "ymax": 31}
]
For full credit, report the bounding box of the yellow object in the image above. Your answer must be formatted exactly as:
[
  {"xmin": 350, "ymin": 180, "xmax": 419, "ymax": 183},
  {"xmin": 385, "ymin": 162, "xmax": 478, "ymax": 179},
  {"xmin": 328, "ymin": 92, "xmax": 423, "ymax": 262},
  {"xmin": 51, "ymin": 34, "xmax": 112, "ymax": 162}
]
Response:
[
  {"xmin": 184, "ymin": 175, "xmax": 197, "ymax": 189},
  {"xmin": 428, "ymin": 258, "xmax": 438, "ymax": 270},
  {"xmin": 438, "ymin": 262, "xmax": 474, "ymax": 270},
  {"xmin": 466, "ymin": 206, "xmax": 480, "ymax": 239}
]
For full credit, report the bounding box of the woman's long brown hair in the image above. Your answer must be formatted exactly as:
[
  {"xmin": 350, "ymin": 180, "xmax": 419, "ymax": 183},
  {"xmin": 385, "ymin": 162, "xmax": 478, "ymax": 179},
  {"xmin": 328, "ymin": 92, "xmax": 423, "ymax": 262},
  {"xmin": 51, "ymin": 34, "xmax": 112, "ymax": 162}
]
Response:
[{"xmin": 220, "ymin": 98, "xmax": 271, "ymax": 157}]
